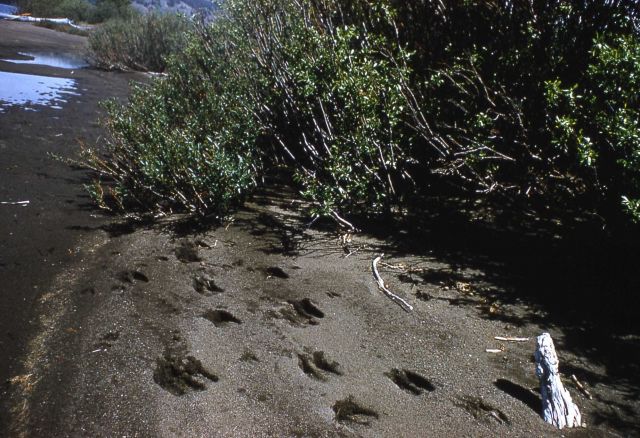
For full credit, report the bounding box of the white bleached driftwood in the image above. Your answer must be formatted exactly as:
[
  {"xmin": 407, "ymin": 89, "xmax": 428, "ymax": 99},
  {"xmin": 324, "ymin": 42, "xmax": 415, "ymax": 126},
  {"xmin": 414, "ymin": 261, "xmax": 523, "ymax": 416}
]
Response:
[
  {"xmin": 495, "ymin": 336, "xmax": 530, "ymax": 342},
  {"xmin": 535, "ymin": 333, "xmax": 582, "ymax": 429},
  {"xmin": 372, "ymin": 254, "xmax": 413, "ymax": 312},
  {"xmin": 0, "ymin": 200, "xmax": 29, "ymax": 206}
]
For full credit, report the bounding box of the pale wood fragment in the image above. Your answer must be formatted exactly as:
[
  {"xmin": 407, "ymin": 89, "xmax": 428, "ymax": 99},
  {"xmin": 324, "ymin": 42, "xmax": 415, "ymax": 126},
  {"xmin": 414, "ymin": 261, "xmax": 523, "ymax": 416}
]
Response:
[
  {"xmin": 372, "ymin": 254, "xmax": 413, "ymax": 312},
  {"xmin": 495, "ymin": 336, "xmax": 530, "ymax": 342},
  {"xmin": 571, "ymin": 374, "xmax": 593, "ymax": 400},
  {"xmin": 535, "ymin": 333, "xmax": 582, "ymax": 429}
]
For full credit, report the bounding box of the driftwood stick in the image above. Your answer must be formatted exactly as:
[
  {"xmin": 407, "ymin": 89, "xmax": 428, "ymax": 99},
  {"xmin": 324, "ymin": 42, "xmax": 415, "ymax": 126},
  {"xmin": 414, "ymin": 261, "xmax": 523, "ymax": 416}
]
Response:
[
  {"xmin": 495, "ymin": 336, "xmax": 530, "ymax": 342},
  {"xmin": 571, "ymin": 374, "xmax": 593, "ymax": 400},
  {"xmin": 1, "ymin": 200, "xmax": 29, "ymax": 205},
  {"xmin": 535, "ymin": 333, "xmax": 582, "ymax": 429},
  {"xmin": 372, "ymin": 254, "xmax": 413, "ymax": 312}
]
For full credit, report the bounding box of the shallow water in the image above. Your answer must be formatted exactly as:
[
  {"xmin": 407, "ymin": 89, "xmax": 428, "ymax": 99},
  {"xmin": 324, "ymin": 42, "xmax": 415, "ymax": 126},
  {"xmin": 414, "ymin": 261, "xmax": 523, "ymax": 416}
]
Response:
[
  {"xmin": 0, "ymin": 70, "xmax": 79, "ymax": 112},
  {"xmin": 0, "ymin": 3, "xmax": 17, "ymax": 14},
  {"xmin": 3, "ymin": 52, "xmax": 88, "ymax": 69}
]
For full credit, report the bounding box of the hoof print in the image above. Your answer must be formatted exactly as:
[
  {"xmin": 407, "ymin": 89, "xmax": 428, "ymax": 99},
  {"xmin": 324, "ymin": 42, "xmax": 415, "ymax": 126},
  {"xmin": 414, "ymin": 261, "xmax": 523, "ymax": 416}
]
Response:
[
  {"xmin": 175, "ymin": 243, "xmax": 202, "ymax": 263},
  {"xmin": 93, "ymin": 331, "xmax": 119, "ymax": 350},
  {"xmin": 153, "ymin": 354, "xmax": 218, "ymax": 396},
  {"xmin": 454, "ymin": 396, "xmax": 510, "ymax": 425},
  {"xmin": 240, "ymin": 350, "xmax": 259, "ymax": 362},
  {"xmin": 265, "ymin": 266, "xmax": 289, "ymax": 279},
  {"xmin": 385, "ymin": 368, "xmax": 435, "ymax": 395},
  {"xmin": 298, "ymin": 354, "xmax": 325, "ymax": 380},
  {"xmin": 278, "ymin": 298, "xmax": 324, "ymax": 326},
  {"xmin": 193, "ymin": 275, "xmax": 224, "ymax": 295},
  {"xmin": 118, "ymin": 270, "xmax": 149, "ymax": 283},
  {"xmin": 333, "ymin": 396, "xmax": 378, "ymax": 425},
  {"xmin": 298, "ymin": 351, "xmax": 342, "ymax": 380},
  {"xmin": 290, "ymin": 298, "xmax": 324, "ymax": 319},
  {"xmin": 203, "ymin": 309, "xmax": 242, "ymax": 327},
  {"xmin": 312, "ymin": 351, "xmax": 342, "ymax": 375}
]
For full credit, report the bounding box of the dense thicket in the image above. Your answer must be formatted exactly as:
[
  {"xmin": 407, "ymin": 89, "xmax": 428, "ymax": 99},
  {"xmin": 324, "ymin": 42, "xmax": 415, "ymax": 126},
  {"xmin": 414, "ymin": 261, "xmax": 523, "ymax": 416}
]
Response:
[
  {"xmin": 87, "ymin": 12, "xmax": 191, "ymax": 71},
  {"xmin": 85, "ymin": 0, "xmax": 640, "ymax": 230}
]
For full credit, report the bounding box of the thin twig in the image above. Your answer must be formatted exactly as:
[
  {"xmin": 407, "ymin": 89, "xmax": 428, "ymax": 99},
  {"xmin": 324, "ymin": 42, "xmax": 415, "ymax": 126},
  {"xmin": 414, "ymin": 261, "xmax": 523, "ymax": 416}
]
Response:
[
  {"xmin": 372, "ymin": 254, "xmax": 413, "ymax": 312},
  {"xmin": 1, "ymin": 200, "xmax": 29, "ymax": 205},
  {"xmin": 343, "ymin": 248, "xmax": 360, "ymax": 258},
  {"xmin": 495, "ymin": 336, "xmax": 530, "ymax": 342},
  {"xmin": 571, "ymin": 374, "xmax": 593, "ymax": 400}
]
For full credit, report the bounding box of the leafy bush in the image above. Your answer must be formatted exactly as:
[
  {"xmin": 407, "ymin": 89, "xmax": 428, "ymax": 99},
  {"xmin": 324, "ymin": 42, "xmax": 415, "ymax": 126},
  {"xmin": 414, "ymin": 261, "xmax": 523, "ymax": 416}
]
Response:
[
  {"xmin": 546, "ymin": 35, "xmax": 640, "ymax": 223},
  {"xmin": 86, "ymin": 0, "xmax": 640, "ymax": 229},
  {"xmin": 88, "ymin": 12, "xmax": 192, "ymax": 72},
  {"xmin": 92, "ymin": 0, "xmax": 134, "ymax": 22},
  {"xmin": 389, "ymin": 1, "xmax": 640, "ymax": 225},
  {"xmin": 234, "ymin": 0, "xmax": 413, "ymax": 216},
  {"xmin": 52, "ymin": 0, "xmax": 93, "ymax": 22},
  {"xmin": 82, "ymin": 22, "xmax": 263, "ymax": 215}
]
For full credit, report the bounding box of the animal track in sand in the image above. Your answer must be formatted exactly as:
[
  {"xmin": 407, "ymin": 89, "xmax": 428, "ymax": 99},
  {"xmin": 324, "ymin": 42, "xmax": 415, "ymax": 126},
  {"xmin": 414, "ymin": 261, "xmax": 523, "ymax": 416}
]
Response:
[
  {"xmin": 240, "ymin": 350, "xmax": 259, "ymax": 362},
  {"xmin": 153, "ymin": 354, "xmax": 218, "ymax": 395},
  {"xmin": 118, "ymin": 270, "xmax": 149, "ymax": 283},
  {"xmin": 202, "ymin": 309, "xmax": 242, "ymax": 327},
  {"xmin": 276, "ymin": 298, "xmax": 325, "ymax": 326},
  {"xmin": 454, "ymin": 395, "xmax": 510, "ymax": 425},
  {"xmin": 175, "ymin": 243, "xmax": 202, "ymax": 263},
  {"xmin": 290, "ymin": 298, "xmax": 324, "ymax": 319},
  {"xmin": 93, "ymin": 331, "xmax": 120, "ymax": 350},
  {"xmin": 298, "ymin": 351, "xmax": 342, "ymax": 380},
  {"xmin": 333, "ymin": 396, "xmax": 379, "ymax": 425},
  {"xmin": 264, "ymin": 266, "xmax": 289, "ymax": 279},
  {"xmin": 193, "ymin": 275, "xmax": 224, "ymax": 295},
  {"xmin": 385, "ymin": 368, "xmax": 435, "ymax": 395}
]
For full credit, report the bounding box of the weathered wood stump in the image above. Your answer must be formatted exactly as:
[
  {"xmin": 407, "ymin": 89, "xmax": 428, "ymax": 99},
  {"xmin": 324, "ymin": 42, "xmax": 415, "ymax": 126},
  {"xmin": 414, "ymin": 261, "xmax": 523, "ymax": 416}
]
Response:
[{"xmin": 535, "ymin": 333, "xmax": 582, "ymax": 429}]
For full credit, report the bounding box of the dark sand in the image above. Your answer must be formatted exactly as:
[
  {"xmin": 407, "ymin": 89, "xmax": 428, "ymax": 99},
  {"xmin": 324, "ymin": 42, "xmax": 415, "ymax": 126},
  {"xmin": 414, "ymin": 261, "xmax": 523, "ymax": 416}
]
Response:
[
  {"xmin": 0, "ymin": 20, "xmax": 139, "ymax": 434},
  {"xmin": 1, "ymin": 21, "xmax": 639, "ymax": 438}
]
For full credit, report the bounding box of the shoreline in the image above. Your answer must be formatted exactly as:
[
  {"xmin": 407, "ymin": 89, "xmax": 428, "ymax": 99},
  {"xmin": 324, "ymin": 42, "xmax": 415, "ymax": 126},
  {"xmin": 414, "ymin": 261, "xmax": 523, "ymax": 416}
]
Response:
[{"xmin": 0, "ymin": 21, "xmax": 138, "ymax": 433}]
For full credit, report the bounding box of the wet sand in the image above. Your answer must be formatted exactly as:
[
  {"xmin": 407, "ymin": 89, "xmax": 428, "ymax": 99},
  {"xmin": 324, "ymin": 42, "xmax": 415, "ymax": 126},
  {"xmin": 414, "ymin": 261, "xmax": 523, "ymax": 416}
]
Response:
[
  {"xmin": 0, "ymin": 21, "xmax": 139, "ymax": 433},
  {"xmin": 1, "ymin": 20, "xmax": 639, "ymax": 438}
]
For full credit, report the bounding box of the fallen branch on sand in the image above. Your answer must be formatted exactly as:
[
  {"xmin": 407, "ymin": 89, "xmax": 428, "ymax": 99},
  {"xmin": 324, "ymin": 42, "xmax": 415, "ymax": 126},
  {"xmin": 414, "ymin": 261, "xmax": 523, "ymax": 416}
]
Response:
[
  {"xmin": 1, "ymin": 200, "xmax": 29, "ymax": 206},
  {"xmin": 372, "ymin": 254, "xmax": 413, "ymax": 312},
  {"xmin": 571, "ymin": 374, "xmax": 593, "ymax": 400},
  {"xmin": 495, "ymin": 336, "xmax": 530, "ymax": 342}
]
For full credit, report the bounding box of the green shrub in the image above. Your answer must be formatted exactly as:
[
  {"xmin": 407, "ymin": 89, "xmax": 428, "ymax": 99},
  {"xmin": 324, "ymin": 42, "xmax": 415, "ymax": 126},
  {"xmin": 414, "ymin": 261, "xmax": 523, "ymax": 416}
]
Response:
[
  {"xmin": 85, "ymin": 0, "xmax": 640, "ymax": 230},
  {"xmin": 82, "ymin": 21, "xmax": 263, "ymax": 215},
  {"xmin": 235, "ymin": 0, "xmax": 413, "ymax": 216},
  {"xmin": 546, "ymin": 35, "xmax": 640, "ymax": 223},
  {"xmin": 88, "ymin": 12, "xmax": 192, "ymax": 72},
  {"xmin": 389, "ymin": 1, "xmax": 640, "ymax": 226},
  {"xmin": 92, "ymin": 0, "xmax": 134, "ymax": 23},
  {"xmin": 54, "ymin": 0, "xmax": 93, "ymax": 22}
]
